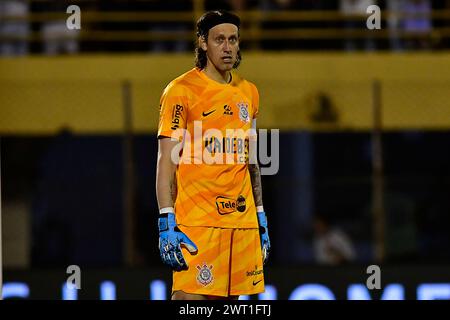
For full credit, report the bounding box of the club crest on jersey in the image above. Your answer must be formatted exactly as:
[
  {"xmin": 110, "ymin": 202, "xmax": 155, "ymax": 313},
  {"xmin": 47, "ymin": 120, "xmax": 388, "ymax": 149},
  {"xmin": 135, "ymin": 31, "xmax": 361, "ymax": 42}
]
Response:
[
  {"xmin": 196, "ymin": 263, "xmax": 214, "ymax": 286},
  {"xmin": 237, "ymin": 102, "xmax": 250, "ymax": 123}
]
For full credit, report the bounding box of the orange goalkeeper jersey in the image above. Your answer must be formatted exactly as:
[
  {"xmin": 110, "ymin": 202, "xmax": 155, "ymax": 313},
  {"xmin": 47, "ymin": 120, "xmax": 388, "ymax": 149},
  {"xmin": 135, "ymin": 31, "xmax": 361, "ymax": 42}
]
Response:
[{"xmin": 157, "ymin": 68, "xmax": 259, "ymax": 229}]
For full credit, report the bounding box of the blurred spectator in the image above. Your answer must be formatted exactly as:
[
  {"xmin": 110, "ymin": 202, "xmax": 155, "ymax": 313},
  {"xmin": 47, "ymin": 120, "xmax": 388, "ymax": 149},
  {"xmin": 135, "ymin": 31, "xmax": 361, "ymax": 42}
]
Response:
[
  {"xmin": 308, "ymin": 91, "xmax": 339, "ymax": 124},
  {"xmin": 402, "ymin": 0, "xmax": 432, "ymax": 50},
  {"xmin": 387, "ymin": 0, "xmax": 405, "ymax": 51},
  {"xmin": 313, "ymin": 215, "xmax": 356, "ymax": 265},
  {"xmin": 258, "ymin": 0, "xmax": 301, "ymax": 50},
  {"xmin": 145, "ymin": 0, "xmax": 193, "ymax": 53},
  {"xmin": 340, "ymin": 0, "xmax": 377, "ymax": 51},
  {"xmin": 39, "ymin": 1, "xmax": 80, "ymax": 55},
  {"xmin": 41, "ymin": 22, "xmax": 80, "ymax": 55},
  {"xmin": 0, "ymin": 0, "xmax": 30, "ymax": 56}
]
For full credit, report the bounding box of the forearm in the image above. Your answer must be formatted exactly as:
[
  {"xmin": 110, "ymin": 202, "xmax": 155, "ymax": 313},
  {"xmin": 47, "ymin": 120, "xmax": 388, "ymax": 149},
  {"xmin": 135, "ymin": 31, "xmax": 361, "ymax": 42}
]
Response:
[
  {"xmin": 156, "ymin": 164, "xmax": 176, "ymax": 209},
  {"xmin": 248, "ymin": 163, "xmax": 264, "ymax": 208},
  {"xmin": 156, "ymin": 139, "xmax": 178, "ymax": 210}
]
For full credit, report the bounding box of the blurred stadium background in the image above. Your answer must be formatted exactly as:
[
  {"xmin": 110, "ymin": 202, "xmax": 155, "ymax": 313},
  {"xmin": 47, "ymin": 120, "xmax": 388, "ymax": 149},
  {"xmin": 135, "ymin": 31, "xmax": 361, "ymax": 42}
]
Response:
[{"xmin": 1, "ymin": 0, "xmax": 450, "ymax": 300}]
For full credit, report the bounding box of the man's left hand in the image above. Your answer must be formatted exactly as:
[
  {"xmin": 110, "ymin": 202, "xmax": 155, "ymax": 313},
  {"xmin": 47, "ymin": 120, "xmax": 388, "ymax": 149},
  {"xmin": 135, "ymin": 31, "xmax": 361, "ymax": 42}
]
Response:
[{"xmin": 257, "ymin": 211, "xmax": 271, "ymax": 265}]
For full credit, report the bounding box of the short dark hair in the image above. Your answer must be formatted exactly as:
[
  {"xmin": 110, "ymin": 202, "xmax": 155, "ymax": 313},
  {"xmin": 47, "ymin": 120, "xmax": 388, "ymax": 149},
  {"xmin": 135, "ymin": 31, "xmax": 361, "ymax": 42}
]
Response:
[{"xmin": 195, "ymin": 10, "xmax": 242, "ymax": 70}]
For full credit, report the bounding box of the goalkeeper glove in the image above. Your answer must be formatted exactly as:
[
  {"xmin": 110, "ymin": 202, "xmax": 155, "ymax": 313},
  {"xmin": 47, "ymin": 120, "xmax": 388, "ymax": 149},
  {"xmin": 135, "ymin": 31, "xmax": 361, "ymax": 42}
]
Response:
[
  {"xmin": 257, "ymin": 211, "xmax": 271, "ymax": 265},
  {"xmin": 158, "ymin": 212, "xmax": 198, "ymax": 271}
]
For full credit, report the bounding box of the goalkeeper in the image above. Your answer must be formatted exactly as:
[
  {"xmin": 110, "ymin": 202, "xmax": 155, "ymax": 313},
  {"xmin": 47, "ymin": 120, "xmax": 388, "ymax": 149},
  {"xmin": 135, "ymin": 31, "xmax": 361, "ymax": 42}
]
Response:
[{"xmin": 156, "ymin": 10, "xmax": 270, "ymax": 300}]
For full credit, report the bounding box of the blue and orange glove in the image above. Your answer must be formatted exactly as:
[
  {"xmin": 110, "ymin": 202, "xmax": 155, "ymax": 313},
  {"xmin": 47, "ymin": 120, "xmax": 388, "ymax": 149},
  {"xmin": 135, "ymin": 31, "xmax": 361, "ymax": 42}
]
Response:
[
  {"xmin": 158, "ymin": 212, "xmax": 198, "ymax": 271},
  {"xmin": 257, "ymin": 211, "xmax": 271, "ymax": 265}
]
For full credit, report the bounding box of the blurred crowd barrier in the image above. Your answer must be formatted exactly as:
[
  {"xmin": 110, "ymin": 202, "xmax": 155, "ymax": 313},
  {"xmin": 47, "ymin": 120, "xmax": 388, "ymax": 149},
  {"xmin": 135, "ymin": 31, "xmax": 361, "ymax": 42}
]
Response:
[{"xmin": 1, "ymin": 0, "xmax": 450, "ymax": 54}]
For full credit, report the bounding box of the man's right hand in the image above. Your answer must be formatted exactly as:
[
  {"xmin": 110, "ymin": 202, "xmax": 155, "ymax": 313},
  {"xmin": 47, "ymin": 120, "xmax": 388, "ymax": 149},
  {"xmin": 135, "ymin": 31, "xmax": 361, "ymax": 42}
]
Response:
[{"xmin": 158, "ymin": 212, "xmax": 198, "ymax": 271}]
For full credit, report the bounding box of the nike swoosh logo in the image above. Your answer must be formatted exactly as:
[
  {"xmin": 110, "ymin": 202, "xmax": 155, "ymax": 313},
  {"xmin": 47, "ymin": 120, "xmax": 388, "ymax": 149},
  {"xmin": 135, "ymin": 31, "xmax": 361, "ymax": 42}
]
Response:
[
  {"xmin": 253, "ymin": 279, "xmax": 262, "ymax": 286},
  {"xmin": 202, "ymin": 109, "xmax": 216, "ymax": 117}
]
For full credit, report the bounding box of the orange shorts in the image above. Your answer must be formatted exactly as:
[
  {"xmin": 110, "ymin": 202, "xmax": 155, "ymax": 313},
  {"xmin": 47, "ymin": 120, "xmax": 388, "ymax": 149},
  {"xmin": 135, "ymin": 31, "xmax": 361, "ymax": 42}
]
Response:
[{"xmin": 172, "ymin": 226, "xmax": 265, "ymax": 297}]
